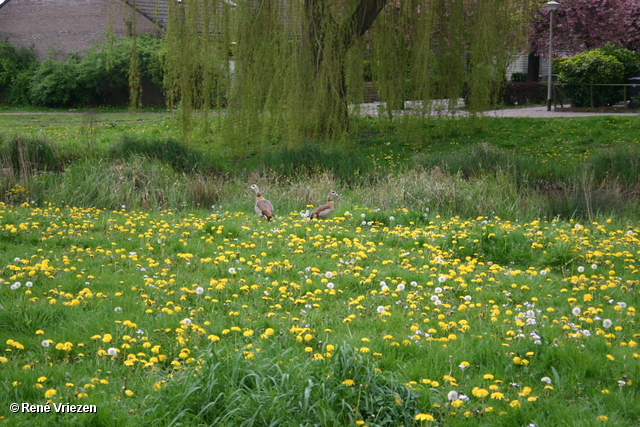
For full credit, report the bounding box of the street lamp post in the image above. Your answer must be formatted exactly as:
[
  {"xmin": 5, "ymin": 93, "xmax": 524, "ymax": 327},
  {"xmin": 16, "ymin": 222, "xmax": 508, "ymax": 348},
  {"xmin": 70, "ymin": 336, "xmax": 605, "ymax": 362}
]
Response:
[{"xmin": 545, "ymin": 1, "xmax": 560, "ymax": 111}]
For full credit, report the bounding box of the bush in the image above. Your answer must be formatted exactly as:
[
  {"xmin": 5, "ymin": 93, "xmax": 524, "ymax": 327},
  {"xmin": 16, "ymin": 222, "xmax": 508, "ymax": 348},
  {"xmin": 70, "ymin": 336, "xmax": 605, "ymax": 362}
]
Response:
[
  {"xmin": 555, "ymin": 50, "xmax": 625, "ymax": 108},
  {"xmin": 501, "ymin": 81, "xmax": 546, "ymax": 105},
  {"xmin": 510, "ymin": 72, "xmax": 528, "ymax": 83},
  {"xmin": 0, "ymin": 41, "xmax": 36, "ymax": 90},
  {"xmin": 28, "ymin": 57, "xmax": 83, "ymax": 107},
  {"xmin": 0, "ymin": 41, "xmax": 37, "ymax": 105},
  {"xmin": 599, "ymin": 44, "xmax": 640, "ymax": 80},
  {"xmin": 1, "ymin": 35, "xmax": 165, "ymax": 108}
]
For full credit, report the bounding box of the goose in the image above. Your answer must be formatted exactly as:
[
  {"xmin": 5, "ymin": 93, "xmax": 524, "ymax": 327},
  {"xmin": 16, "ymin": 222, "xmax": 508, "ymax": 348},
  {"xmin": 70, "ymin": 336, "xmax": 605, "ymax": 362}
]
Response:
[
  {"xmin": 310, "ymin": 190, "xmax": 339, "ymax": 219},
  {"xmin": 249, "ymin": 184, "xmax": 274, "ymax": 221}
]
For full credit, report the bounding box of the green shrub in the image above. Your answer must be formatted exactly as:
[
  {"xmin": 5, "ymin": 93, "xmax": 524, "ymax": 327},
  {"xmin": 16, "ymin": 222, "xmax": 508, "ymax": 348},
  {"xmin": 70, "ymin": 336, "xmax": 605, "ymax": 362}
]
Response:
[
  {"xmin": 0, "ymin": 41, "xmax": 37, "ymax": 106},
  {"xmin": 501, "ymin": 81, "xmax": 546, "ymax": 105},
  {"xmin": 599, "ymin": 43, "xmax": 640, "ymax": 80},
  {"xmin": 555, "ymin": 50, "xmax": 625, "ymax": 108},
  {"xmin": 28, "ymin": 57, "xmax": 83, "ymax": 107},
  {"xmin": 0, "ymin": 41, "xmax": 36, "ymax": 93},
  {"xmin": 2, "ymin": 35, "xmax": 164, "ymax": 108}
]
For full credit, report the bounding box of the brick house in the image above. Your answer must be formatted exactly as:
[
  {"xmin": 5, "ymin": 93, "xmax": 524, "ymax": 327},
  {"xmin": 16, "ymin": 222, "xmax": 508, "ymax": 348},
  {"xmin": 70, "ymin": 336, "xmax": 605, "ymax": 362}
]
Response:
[{"xmin": 0, "ymin": 0, "xmax": 168, "ymax": 61}]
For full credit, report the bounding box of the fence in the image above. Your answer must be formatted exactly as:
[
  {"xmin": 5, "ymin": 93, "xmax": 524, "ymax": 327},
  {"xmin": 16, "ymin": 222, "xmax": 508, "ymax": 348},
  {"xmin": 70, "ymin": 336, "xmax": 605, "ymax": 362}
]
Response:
[{"xmin": 553, "ymin": 83, "xmax": 640, "ymax": 110}]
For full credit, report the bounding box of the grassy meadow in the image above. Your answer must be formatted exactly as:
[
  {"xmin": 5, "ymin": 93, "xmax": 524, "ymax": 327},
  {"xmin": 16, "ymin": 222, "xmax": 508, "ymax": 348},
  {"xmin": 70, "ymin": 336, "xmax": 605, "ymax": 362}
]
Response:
[{"xmin": 1, "ymin": 111, "xmax": 640, "ymax": 426}]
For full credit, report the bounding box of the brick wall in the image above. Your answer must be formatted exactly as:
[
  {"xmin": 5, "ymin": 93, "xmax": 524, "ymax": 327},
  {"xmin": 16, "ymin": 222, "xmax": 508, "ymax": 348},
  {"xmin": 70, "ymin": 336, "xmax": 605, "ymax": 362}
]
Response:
[{"xmin": 0, "ymin": 0, "xmax": 163, "ymax": 60}]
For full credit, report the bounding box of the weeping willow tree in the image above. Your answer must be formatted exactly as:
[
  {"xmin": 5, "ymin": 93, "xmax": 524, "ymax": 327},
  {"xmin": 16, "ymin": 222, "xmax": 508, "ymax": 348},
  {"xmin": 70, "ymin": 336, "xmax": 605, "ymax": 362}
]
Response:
[{"xmin": 161, "ymin": 0, "xmax": 536, "ymax": 143}]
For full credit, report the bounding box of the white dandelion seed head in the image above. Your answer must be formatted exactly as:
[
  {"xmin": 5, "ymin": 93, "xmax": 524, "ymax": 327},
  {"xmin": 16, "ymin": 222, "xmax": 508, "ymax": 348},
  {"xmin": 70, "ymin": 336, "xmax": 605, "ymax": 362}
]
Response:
[
  {"xmin": 389, "ymin": 216, "xmax": 395, "ymax": 221},
  {"xmin": 410, "ymin": 281, "xmax": 418, "ymax": 287},
  {"xmin": 434, "ymin": 300, "xmax": 442, "ymax": 306},
  {"xmin": 195, "ymin": 286, "xmax": 204, "ymax": 295},
  {"xmin": 603, "ymin": 319, "xmax": 613, "ymax": 328},
  {"xmin": 617, "ymin": 301, "xmax": 627, "ymax": 309},
  {"xmin": 361, "ymin": 213, "xmax": 366, "ymax": 218},
  {"xmin": 228, "ymin": 267, "xmax": 236, "ymax": 274},
  {"xmin": 182, "ymin": 318, "xmax": 192, "ymax": 326},
  {"xmin": 41, "ymin": 340, "xmax": 50, "ymax": 348},
  {"xmin": 326, "ymin": 282, "xmax": 334, "ymax": 289},
  {"xmin": 10, "ymin": 282, "xmax": 21, "ymax": 290},
  {"xmin": 627, "ymin": 230, "xmax": 633, "ymax": 235},
  {"xmin": 25, "ymin": 281, "xmax": 33, "ymax": 288},
  {"xmin": 376, "ymin": 306, "xmax": 386, "ymax": 314},
  {"xmin": 463, "ymin": 295, "xmax": 472, "ymax": 301},
  {"xmin": 577, "ymin": 266, "xmax": 585, "ymax": 273},
  {"xmin": 380, "ymin": 281, "xmax": 387, "ymax": 287},
  {"xmin": 325, "ymin": 271, "xmax": 333, "ymax": 279},
  {"xmin": 430, "ymin": 295, "xmax": 439, "ymax": 302},
  {"xmin": 591, "ymin": 263, "xmax": 598, "ymax": 269},
  {"xmin": 438, "ymin": 275, "xmax": 446, "ymax": 283},
  {"xmin": 447, "ymin": 390, "xmax": 458, "ymax": 401},
  {"xmin": 572, "ymin": 307, "xmax": 582, "ymax": 316},
  {"xmin": 107, "ymin": 347, "xmax": 118, "ymax": 357},
  {"xmin": 540, "ymin": 270, "xmax": 547, "ymax": 276},
  {"xmin": 14, "ymin": 257, "xmax": 21, "ymax": 262},
  {"xmin": 434, "ymin": 287, "xmax": 443, "ymax": 294},
  {"xmin": 396, "ymin": 284, "xmax": 405, "ymax": 291},
  {"xmin": 114, "ymin": 307, "xmax": 122, "ymax": 313},
  {"xmin": 381, "ymin": 285, "xmax": 389, "ymax": 292}
]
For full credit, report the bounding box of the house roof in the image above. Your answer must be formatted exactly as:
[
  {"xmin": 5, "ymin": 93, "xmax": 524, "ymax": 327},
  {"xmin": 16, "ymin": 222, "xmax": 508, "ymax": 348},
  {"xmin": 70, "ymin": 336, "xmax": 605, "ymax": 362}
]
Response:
[{"xmin": 125, "ymin": 0, "xmax": 170, "ymax": 29}]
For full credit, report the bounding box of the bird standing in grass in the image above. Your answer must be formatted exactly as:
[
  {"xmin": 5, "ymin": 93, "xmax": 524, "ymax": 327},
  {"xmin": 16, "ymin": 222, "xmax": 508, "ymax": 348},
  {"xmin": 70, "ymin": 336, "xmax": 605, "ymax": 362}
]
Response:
[
  {"xmin": 249, "ymin": 184, "xmax": 274, "ymax": 221},
  {"xmin": 310, "ymin": 190, "xmax": 339, "ymax": 219}
]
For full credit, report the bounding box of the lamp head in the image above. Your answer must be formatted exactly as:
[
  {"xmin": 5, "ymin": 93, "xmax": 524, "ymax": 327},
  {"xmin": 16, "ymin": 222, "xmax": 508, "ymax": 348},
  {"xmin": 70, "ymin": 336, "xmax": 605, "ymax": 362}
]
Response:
[{"xmin": 545, "ymin": 1, "xmax": 560, "ymax": 11}]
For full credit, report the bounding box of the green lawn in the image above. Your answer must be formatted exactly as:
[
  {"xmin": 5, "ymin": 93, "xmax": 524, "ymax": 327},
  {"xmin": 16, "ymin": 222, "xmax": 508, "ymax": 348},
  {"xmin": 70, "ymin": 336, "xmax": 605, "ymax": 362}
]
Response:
[{"xmin": 1, "ymin": 111, "xmax": 639, "ymax": 426}]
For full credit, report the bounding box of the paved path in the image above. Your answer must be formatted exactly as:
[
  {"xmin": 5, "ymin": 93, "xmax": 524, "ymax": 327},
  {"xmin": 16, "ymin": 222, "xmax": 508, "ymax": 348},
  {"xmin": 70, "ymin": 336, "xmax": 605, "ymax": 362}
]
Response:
[
  {"xmin": 355, "ymin": 100, "xmax": 638, "ymax": 118},
  {"xmin": 1, "ymin": 105, "xmax": 637, "ymax": 118},
  {"xmin": 480, "ymin": 106, "xmax": 638, "ymax": 118}
]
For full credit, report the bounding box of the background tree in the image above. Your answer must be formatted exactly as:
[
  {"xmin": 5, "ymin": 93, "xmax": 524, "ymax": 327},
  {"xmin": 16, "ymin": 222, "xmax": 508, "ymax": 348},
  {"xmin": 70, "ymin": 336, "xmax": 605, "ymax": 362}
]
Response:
[
  {"xmin": 530, "ymin": 0, "xmax": 640, "ymax": 57},
  {"xmin": 163, "ymin": 0, "xmax": 536, "ymax": 144}
]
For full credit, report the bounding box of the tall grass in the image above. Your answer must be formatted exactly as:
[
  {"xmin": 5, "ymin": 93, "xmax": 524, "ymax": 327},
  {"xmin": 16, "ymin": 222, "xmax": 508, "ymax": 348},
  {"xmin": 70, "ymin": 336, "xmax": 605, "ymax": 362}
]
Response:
[
  {"xmin": 144, "ymin": 344, "xmax": 421, "ymax": 427},
  {"xmin": 2, "ymin": 132, "xmax": 640, "ymax": 221},
  {"xmin": 0, "ymin": 134, "xmax": 61, "ymax": 176},
  {"xmin": 107, "ymin": 134, "xmax": 215, "ymax": 174}
]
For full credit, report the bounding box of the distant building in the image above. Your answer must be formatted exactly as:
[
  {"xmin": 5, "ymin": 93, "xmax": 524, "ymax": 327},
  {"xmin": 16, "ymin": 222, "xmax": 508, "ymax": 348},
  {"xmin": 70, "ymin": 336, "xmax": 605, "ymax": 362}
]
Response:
[{"xmin": 0, "ymin": 0, "xmax": 168, "ymax": 60}]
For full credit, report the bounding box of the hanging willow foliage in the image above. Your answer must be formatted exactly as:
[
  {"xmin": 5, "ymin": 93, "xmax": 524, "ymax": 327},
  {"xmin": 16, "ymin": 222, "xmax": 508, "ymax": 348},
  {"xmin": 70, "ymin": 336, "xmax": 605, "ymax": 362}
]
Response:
[{"xmin": 160, "ymin": 0, "xmax": 536, "ymax": 143}]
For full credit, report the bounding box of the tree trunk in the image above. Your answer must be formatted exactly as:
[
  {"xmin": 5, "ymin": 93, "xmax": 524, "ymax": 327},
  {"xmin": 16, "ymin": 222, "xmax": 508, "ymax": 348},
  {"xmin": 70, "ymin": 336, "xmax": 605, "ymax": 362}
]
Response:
[{"xmin": 305, "ymin": 0, "xmax": 389, "ymax": 136}]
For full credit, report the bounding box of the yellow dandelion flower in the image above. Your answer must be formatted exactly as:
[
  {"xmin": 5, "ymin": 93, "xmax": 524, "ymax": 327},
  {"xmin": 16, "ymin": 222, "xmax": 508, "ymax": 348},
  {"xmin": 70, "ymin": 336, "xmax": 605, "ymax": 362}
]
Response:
[
  {"xmin": 451, "ymin": 399, "xmax": 464, "ymax": 408},
  {"xmin": 342, "ymin": 379, "xmax": 355, "ymax": 386},
  {"xmin": 415, "ymin": 413, "xmax": 435, "ymax": 421},
  {"xmin": 44, "ymin": 389, "xmax": 57, "ymax": 399},
  {"xmin": 472, "ymin": 387, "xmax": 489, "ymax": 398}
]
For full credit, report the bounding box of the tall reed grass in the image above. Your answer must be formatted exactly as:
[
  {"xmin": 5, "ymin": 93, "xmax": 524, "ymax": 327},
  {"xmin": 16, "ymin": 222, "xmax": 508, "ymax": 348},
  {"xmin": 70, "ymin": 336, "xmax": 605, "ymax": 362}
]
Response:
[{"xmin": 3, "ymin": 134, "xmax": 640, "ymax": 220}]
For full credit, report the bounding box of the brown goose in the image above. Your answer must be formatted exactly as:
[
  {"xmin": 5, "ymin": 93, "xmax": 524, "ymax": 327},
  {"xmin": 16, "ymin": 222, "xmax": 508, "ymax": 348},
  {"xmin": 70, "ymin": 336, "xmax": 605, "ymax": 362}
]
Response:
[
  {"xmin": 310, "ymin": 190, "xmax": 339, "ymax": 219},
  {"xmin": 249, "ymin": 184, "xmax": 274, "ymax": 221}
]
